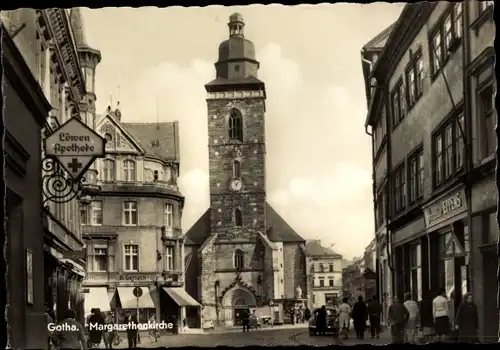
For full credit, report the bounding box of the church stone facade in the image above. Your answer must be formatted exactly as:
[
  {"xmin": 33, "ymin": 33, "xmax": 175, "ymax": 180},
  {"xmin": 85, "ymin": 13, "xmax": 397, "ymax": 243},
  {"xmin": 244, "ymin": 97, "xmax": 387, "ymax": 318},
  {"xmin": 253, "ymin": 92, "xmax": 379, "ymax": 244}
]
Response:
[{"xmin": 184, "ymin": 13, "xmax": 309, "ymax": 326}]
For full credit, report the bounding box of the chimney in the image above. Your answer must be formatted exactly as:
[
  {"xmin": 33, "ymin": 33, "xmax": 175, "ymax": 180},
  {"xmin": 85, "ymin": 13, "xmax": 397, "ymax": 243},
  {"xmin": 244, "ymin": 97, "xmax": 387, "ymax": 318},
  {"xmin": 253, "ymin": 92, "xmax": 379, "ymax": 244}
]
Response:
[{"xmin": 106, "ymin": 106, "xmax": 112, "ymax": 114}]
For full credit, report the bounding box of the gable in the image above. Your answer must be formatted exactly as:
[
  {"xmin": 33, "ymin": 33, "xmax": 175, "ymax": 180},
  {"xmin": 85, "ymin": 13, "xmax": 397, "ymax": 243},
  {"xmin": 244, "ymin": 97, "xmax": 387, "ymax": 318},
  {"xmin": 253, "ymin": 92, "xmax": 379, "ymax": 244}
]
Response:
[
  {"xmin": 184, "ymin": 209, "xmax": 211, "ymax": 245},
  {"xmin": 265, "ymin": 203, "xmax": 305, "ymax": 243},
  {"xmin": 95, "ymin": 114, "xmax": 144, "ymax": 154}
]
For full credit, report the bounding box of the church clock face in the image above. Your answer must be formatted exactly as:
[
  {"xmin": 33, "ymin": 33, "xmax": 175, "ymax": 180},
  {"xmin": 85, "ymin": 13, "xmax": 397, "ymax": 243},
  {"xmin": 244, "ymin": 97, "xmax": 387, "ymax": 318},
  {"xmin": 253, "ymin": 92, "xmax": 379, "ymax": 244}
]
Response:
[{"xmin": 230, "ymin": 178, "xmax": 243, "ymax": 192}]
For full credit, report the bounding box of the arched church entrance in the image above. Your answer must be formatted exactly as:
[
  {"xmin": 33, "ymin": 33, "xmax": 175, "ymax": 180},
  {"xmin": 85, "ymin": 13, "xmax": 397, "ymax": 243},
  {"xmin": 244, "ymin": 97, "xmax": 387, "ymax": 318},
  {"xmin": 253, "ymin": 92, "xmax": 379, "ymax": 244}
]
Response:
[{"xmin": 222, "ymin": 287, "xmax": 256, "ymax": 326}]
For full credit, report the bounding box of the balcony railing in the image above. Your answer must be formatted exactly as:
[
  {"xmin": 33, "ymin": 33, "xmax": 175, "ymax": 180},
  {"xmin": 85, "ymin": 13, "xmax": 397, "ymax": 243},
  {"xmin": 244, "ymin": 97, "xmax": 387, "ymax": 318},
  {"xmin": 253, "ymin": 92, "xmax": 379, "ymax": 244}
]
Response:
[{"xmin": 98, "ymin": 180, "xmax": 181, "ymax": 196}]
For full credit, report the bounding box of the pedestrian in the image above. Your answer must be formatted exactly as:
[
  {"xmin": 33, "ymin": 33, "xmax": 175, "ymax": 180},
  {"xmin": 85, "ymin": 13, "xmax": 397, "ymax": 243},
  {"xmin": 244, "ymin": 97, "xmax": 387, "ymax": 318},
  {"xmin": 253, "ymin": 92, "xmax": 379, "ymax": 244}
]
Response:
[
  {"xmin": 103, "ymin": 312, "xmax": 115, "ymax": 349},
  {"xmin": 403, "ymin": 292, "xmax": 419, "ymax": 343},
  {"xmin": 50, "ymin": 309, "xmax": 87, "ymax": 350},
  {"xmin": 338, "ymin": 298, "xmax": 351, "ymax": 340},
  {"xmin": 419, "ymin": 291, "xmax": 434, "ymax": 343},
  {"xmin": 124, "ymin": 311, "xmax": 138, "ymax": 348},
  {"xmin": 242, "ymin": 308, "xmax": 250, "ymax": 332},
  {"xmin": 455, "ymin": 293, "xmax": 479, "ymax": 343},
  {"xmin": 88, "ymin": 308, "xmax": 105, "ymax": 348},
  {"xmin": 432, "ymin": 288, "xmax": 450, "ymax": 342},
  {"xmin": 367, "ymin": 295, "xmax": 382, "ymax": 339},
  {"xmin": 317, "ymin": 306, "xmax": 327, "ymax": 335},
  {"xmin": 351, "ymin": 296, "xmax": 368, "ymax": 339},
  {"xmin": 290, "ymin": 308, "xmax": 295, "ymax": 325},
  {"xmin": 148, "ymin": 314, "xmax": 159, "ymax": 342},
  {"xmin": 45, "ymin": 304, "xmax": 55, "ymax": 350},
  {"xmin": 388, "ymin": 296, "xmax": 409, "ymax": 343},
  {"xmin": 304, "ymin": 308, "xmax": 311, "ymax": 322}
]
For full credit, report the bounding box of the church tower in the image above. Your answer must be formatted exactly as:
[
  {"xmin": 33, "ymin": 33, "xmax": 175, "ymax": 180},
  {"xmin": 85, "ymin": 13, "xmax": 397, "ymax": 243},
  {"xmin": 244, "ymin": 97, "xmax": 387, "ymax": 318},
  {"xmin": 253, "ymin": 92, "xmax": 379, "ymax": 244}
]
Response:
[
  {"xmin": 69, "ymin": 8, "xmax": 102, "ymax": 130},
  {"xmin": 205, "ymin": 13, "xmax": 267, "ymax": 243}
]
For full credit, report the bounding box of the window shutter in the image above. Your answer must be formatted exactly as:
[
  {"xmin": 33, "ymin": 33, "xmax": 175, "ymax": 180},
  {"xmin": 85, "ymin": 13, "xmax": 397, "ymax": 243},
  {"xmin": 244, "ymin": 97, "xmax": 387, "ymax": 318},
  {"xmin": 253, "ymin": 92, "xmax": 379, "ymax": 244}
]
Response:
[
  {"xmin": 108, "ymin": 241, "xmax": 116, "ymax": 272},
  {"xmin": 87, "ymin": 241, "xmax": 94, "ymax": 272}
]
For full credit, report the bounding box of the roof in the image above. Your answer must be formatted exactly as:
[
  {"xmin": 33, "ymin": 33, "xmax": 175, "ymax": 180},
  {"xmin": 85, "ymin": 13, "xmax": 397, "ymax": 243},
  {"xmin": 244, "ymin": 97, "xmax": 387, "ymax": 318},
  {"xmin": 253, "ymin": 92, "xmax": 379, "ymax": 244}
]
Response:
[
  {"xmin": 362, "ymin": 22, "xmax": 396, "ymax": 51},
  {"xmin": 184, "ymin": 202, "xmax": 305, "ymax": 245},
  {"xmin": 205, "ymin": 76, "xmax": 265, "ymax": 92},
  {"xmin": 120, "ymin": 121, "xmax": 180, "ymax": 161},
  {"xmin": 265, "ymin": 203, "xmax": 305, "ymax": 243},
  {"xmin": 184, "ymin": 209, "xmax": 211, "ymax": 245},
  {"xmin": 305, "ymin": 240, "xmax": 342, "ymax": 258}
]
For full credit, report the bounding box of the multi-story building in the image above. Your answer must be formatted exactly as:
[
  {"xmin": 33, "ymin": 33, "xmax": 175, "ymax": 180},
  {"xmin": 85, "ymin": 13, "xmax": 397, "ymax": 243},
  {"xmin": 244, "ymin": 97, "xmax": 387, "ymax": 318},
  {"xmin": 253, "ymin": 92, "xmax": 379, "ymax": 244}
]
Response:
[
  {"xmin": 305, "ymin": 240, "xmax": 343, "ymax": 309},
  {"xmin": 2, "ymin": 8, "xmax": 88, "ymax": 348},
  {"xmin": 362, "ymin": 1, "xmax": 496, "ymax": 342},
  {"xmin": 184, "ymin": 13, "xmax": 308, "ymax": 327}
]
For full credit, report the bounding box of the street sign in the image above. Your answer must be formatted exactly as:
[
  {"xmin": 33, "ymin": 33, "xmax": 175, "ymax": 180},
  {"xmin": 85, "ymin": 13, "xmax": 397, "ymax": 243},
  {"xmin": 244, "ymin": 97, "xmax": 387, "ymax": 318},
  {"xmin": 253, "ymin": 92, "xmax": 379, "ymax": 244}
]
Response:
[
  {"xmin": 133, "ymin": 286, "xmax": 143, "ymax": 298},
  {"xmin": 44, "ymin": 117, "xmax": 106, "ymax": 181}
]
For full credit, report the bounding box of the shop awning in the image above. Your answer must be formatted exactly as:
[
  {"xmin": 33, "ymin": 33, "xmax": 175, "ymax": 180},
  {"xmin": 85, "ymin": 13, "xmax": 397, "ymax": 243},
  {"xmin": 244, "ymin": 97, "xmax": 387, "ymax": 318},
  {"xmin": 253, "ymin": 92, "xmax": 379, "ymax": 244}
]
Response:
[
  {"xmin": 84, "ymin": 287, "xmax": 111, "ymax": 316},
  {"xmin": 162, "ymin": 287, "xmax": 201, "ymax": 307},
  {"xmin": 60, "ymin": 258, "xmax": 86, "ymax": 277},
  {"xmin": 117, "ymin": 287, "xmax": 155, "ymax": 309}
]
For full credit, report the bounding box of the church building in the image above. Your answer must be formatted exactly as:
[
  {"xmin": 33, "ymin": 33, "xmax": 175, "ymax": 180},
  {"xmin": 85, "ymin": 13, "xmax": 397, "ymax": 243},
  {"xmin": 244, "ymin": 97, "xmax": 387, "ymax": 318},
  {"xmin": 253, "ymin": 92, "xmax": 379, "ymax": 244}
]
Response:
[{"xmin": 184, "ymin": 13, "xmax": 309, "ymax": 326}]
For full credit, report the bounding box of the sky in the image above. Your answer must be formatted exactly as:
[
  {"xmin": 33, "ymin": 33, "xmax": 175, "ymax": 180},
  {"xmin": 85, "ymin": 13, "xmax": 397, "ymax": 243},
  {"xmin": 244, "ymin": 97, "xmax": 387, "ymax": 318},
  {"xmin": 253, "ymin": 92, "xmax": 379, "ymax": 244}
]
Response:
[{"xmin": 82, "ymin": 4, "xmax": 404, "ymax": 259}]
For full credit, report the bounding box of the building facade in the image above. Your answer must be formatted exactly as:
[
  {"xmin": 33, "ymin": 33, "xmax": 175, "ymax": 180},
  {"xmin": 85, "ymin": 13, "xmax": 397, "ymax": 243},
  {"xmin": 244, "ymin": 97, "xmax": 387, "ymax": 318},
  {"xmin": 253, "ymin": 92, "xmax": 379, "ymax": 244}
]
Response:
[
  {"xmin": 185, "ymin": 13, "xmax": 308, "ymax": 327},
  {"xmin": 2, "ymin": 8, "xmax": 89, "ymax": 348},
  {"xmin": 80, "ymin": 107, "xmax": 191, "ymax": 326},
  {"xmin": 305, "ymin": 240, "xmax": 343, "ymax": 309},
  {"xmin": 362, "ymin": 1, "xmax": 496, "ymax": 342}
]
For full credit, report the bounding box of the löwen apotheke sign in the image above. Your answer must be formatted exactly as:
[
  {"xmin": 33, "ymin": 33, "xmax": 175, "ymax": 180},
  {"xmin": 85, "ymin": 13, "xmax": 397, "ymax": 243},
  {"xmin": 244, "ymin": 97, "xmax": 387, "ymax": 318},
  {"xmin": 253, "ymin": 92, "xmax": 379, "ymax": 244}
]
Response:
[{"xmin": 424, "ymin": 189, "xmax": 466, "ymax": 228}]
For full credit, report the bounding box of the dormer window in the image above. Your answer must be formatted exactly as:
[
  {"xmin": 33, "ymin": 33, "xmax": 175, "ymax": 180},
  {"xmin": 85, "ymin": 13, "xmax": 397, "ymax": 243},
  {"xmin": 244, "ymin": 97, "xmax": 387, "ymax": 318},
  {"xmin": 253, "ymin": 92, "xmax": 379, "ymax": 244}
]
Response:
[
  {"xmin": 153, "ymin": 170, "xmax": 159, "ymax": 181},
  {"xmin": 151, "ymin": 140, "xmax": 160, "ymax": 147}
]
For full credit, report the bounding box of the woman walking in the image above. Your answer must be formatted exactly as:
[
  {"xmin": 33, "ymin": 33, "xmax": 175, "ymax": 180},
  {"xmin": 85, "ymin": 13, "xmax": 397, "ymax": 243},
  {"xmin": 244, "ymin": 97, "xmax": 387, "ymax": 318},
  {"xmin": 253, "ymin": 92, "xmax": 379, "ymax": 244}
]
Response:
[
  {"xmin": 338, "ymin": 298, "xmax": 351, "ymax": 340},
  {"xmin": 455, "ymin": 293, "xmax": 479, "ymax": 343},
  {"xmin": 432, "ymin": 288, "xmax": 450, "ymax": 342}
]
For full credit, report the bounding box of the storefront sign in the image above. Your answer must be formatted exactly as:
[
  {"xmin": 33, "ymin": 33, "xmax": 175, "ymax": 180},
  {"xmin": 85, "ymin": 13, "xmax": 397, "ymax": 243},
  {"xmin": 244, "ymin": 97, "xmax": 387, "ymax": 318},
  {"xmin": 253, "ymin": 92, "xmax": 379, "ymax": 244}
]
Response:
[
  {"xmin": 424, "ymin": 190, "xmax": 466, "ymax": 228},
  {"xmin": 119, "ymin": 274, "xmax": 152, "ymax": 281}
]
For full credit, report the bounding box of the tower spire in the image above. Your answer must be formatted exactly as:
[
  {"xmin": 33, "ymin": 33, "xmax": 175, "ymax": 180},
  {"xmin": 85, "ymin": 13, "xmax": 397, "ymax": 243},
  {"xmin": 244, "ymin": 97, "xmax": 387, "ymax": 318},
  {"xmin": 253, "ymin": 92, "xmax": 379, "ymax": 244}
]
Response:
[
  {"xmin": 116, "ymin": 85, "xmax": 120, "ymax": 108},
  {"xmin": 228, "ymin": 13, "xmax": 245, "ymax": 38}
]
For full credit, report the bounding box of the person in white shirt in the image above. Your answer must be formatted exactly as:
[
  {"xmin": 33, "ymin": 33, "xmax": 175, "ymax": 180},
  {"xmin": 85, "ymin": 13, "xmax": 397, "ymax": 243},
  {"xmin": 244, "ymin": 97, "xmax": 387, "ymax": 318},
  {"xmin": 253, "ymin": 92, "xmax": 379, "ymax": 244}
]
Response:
[
  {"xmin": 338, "ymin": 298, "xmax": 352, "ymax": 340},
  {"xmin": 432, "ymin": 288, "xmax": 449, "ymax": 342},
  {"xmin": 403, "ymin": 293, "xmax": 420, "ymax": 343}
]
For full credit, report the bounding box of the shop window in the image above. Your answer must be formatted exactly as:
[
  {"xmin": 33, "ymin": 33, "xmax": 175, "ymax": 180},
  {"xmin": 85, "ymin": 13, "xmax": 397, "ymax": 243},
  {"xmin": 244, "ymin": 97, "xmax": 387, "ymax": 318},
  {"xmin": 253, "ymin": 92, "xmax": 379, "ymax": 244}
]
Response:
[{"xmin": 409, "ymin": 244, "xmax": 422, "ymax": 301}]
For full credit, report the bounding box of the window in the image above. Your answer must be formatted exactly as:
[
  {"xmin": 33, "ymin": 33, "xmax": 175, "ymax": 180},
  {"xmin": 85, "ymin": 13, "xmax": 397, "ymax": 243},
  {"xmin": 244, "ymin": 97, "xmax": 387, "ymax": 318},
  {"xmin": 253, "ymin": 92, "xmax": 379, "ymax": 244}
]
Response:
[
  {"xmin": 376, "ymin": 189, "xmax": 385, "ymax": 228},
  {"xmin": 124, "ymin": 244, "xmax": 139, "ymax": 272},
  {"xmin": 94, "ymin": 247, "xmax": 108, "ymax": 272},
  {"xmin": 228, "ymin": 108, "xmax": 243, "ymax": 142},
  {"xmin": 165, "ymin": 246, "xmax": 174, "ymax": 271},
  {"xmin": 234, "ymin": 208, "xmax": 243, "ymax": 227},
  {"xmin": 233, "ymin": 160, "xmax": 241, "ymax": 178},
  {"xmin": 320, "ymin": 263, "xmax": 325, "ymax": 272},
  {"xmin": 430, "ymin": 5, "xmax": 462, "ymax": 77},
  {"xmin": 81, "ymin": 204, "xmax": 89, "ymax": 225},
  {"xmin": 329, "ymin": 264, "xmax": 334, "ymax": 272},
  {"xmin": 91, "ymin": 201, "xmax": 103, "ymax": 226},
  {"xmin": 164, "ymin": 203, "xmax": 173, "ymax": 228},
  {"xmin": 478, "ymin": 84, "xmax": 495, "ymax": 157},
  {"xmin": 409, "ymin": 156, "xmax": 417, "ymax": 204},
  {"xmin": 433, "ymin": 116, "xmax": 464, "ymax": 187},
  {"xmin": 153, "ymin": 170, "xmax": 159, "ymax": 181},
  {"xmin": 406, "ymin": 50, "xmax": 424, "ymax": 108},
  {"xmin": 418, "ymin": 152, "xmax": 424, "ymax": 198},
  {"xmin": 409, "ymin": 244, "xmax": 422, "ymax": 302},
  {"xmin": 123, "ymin": 201, "xmax": 138, "ymax": 226},
  {"xmin": 234, "ymin": 249, "xmax": 244, "ymax": 269},
  {"xmin": 393, "ymin": 165, "xmax": 406, "ymax": 214},
  {"xmin": 123, "ymin": 160, "xmax": 136, "ymax": 182},
  {"xmin": 391, "ymin": 80, "xmax": 406, "ymax": 127},
  {"xmin": 102, "ymin": 159, "xmax": 115, "ymax": 182},
  {"xmin": 329, "ymin": 279, "xmax": 334, "ymax": 287},
  {"xmin": 319, "ymin": 278, "xmax": 325, "ymax": 287}
]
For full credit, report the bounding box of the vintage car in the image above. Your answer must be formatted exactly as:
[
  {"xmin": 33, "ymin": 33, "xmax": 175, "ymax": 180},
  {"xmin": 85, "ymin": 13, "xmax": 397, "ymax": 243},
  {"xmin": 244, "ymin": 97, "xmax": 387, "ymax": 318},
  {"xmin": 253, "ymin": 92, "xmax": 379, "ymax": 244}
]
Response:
[
  {"xmin": 202, "ymin": 319, "xmax": 215, "ymax": 330},
  {"xmin": 309, "ymin": 307, "xmax": 339, "ymax": 336}
]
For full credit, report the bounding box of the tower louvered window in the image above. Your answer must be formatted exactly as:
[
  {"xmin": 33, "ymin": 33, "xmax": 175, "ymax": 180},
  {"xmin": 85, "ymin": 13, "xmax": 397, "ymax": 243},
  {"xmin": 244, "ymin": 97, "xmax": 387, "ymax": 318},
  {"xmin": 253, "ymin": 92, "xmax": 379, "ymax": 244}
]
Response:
[{"xmin": 228, "ymin": 109, "xmax": 243, "ymax": 142}]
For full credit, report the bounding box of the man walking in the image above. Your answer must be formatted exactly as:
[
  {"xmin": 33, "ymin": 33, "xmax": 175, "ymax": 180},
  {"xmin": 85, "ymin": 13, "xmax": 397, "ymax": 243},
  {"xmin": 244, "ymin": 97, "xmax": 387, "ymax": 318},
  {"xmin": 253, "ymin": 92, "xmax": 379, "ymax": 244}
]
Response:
[
  {"xmin": 388, "ymin": 296, "xmax": 409, "ymax": 343},
  {"xmin": 403, "ymin": 293, "xmax": 420, "ymax": 343},
  {"xmin": 124, "ymin": 311, "xmax": 138, "ymax": 348},
  {"xmin": 367, "ymin": 295, "xmax": 382, "ymax": 339},
  {"xmin": 351, "ymin": 296, "xmax": 368, "ymax": 339}
]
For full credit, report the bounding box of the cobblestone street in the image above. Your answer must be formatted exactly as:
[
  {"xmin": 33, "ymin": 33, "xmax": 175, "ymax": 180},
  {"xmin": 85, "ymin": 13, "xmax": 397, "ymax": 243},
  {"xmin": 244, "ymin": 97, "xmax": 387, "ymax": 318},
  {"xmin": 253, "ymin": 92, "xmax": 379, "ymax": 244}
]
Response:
[{"xmin": 106, "ymin": 326, "xmax": 392, "ymax": 347}]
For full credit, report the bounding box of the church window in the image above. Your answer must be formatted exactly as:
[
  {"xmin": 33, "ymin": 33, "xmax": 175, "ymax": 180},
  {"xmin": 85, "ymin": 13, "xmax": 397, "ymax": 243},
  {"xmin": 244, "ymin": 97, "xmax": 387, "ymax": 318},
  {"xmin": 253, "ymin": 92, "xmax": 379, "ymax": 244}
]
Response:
[
  {"xmin": 233, "ymin": 160, "xmax": 241, "ymax": 178},
  {"xmin": 228, "ymin": 109, "xmax": 243, "ymax": 142},
  {"xmin": 234, "ymin": 249, "xmax": 244, "ymax": 269},
  {"xmin": 234, "ymin": 208, "xmax": 243, "ymax": 227}
]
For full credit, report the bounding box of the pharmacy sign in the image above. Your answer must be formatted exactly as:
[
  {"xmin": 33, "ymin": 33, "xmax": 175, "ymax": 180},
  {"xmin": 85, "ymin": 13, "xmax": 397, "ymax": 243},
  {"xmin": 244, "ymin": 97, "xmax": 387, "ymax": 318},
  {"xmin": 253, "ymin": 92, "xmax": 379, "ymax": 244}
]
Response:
[{"xmin": 44, "ymin": 117, "xmax": 106, "ymax": 181}]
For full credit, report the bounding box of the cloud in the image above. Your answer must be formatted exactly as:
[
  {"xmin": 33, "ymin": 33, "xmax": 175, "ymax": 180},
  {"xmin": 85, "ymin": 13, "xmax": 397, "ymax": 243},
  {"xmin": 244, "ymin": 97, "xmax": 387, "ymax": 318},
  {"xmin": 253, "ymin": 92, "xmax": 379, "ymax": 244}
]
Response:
[{"xmin": 117, "ymin": 42, "xmax": 374, "ymax": 259}]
